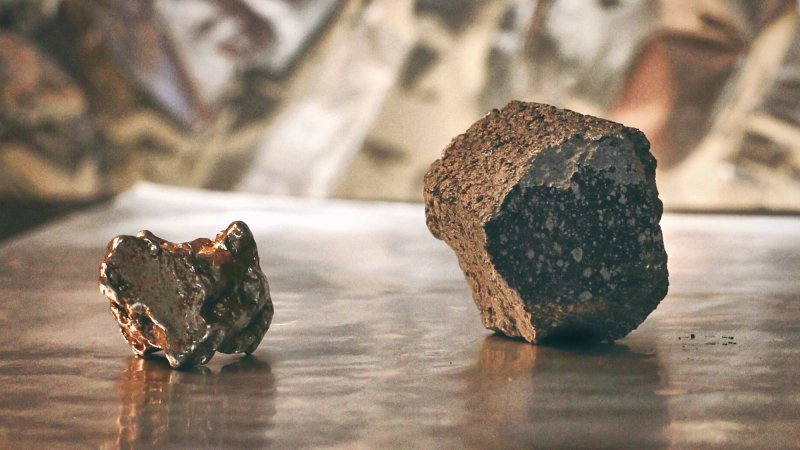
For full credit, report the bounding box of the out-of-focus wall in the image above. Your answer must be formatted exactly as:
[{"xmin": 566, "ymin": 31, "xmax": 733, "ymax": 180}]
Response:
[
  {"xmin": 0, "ymin": 0, "xmax": 346, "ymax": 198},
  {"xmin": 1, "ymin": 0, "xmax": 799, "ymax": 211}
]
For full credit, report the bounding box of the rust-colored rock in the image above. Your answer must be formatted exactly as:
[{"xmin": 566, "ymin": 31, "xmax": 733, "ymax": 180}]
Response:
[
  {"xmin": 424, "ymin": 101, "xmax": 668, "ymax": 342},
  {"xmin": 99, "ymin": 221, "xmax": 273, "ymax": 368}
]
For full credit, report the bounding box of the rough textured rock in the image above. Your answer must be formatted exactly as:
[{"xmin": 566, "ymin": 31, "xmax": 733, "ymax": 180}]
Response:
[
  {"xmin": 424, "ymin": 101, "xmax": 668, "ymax": 342},
  {"xmin": 99, "ymin": 221, "xmax": 273, "ymax": 368}
]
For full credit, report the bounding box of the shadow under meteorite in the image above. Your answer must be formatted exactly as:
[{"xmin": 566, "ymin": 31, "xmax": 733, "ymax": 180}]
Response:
[
  {"xmin": 447, "ymin": 334, "xmax": 669, "ymax": 449},
  {"xmin": 113, "ymin": 355, "xmax": 276, "ymax": 449}
]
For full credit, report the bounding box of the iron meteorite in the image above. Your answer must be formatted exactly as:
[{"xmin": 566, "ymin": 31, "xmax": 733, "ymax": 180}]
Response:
[{"xmin": 99, "ymin": 221, "xmax": 273, "ymax": 368}]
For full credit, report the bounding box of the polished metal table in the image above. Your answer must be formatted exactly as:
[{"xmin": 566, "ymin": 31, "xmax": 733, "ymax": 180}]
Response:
[{"xmin": 1, "ymin": 184, "xmax": 798, "ymax": 449}]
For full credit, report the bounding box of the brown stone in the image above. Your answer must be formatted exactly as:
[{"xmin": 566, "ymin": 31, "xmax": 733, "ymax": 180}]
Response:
[
  {"xmin": 99, "ymin": 221, "xmax": 273, "ymax": 368},
  {"xmin": 424, "ymin": 101, "xmax": 668, "ymax": 342}
]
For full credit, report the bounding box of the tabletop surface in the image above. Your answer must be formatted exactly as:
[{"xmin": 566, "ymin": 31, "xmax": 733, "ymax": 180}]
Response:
[{"xmin": 0, "ymin": 183, "xmax": 798, "ymax": 449}]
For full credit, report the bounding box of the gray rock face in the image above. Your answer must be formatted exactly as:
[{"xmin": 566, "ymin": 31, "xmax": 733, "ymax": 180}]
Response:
[
  {"xmin": 424, "ymin": 101, "xmax": 668, "ymax": 342},
  {"xmin": 99, "ymin": 221, "xmax": 273, "ymax": 368}
]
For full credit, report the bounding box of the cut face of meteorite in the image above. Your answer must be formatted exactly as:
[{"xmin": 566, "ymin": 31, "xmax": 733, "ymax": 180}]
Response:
[
  {"xmin": 424, "ymin": 101, "xmax": 668, "ymax": 343},
  {"xmin": 99, "ymin": 221, "xmax": 273, "ymax": 368}
]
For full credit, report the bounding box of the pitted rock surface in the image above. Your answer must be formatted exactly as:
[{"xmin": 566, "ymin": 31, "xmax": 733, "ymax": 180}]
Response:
[
  {"xmin": 424, "ymin": 101, "xmax": 668, "ymax": 342},
  {"xmin": 99, "ymin": 221, "xmax": 273, "ymax": 368}
]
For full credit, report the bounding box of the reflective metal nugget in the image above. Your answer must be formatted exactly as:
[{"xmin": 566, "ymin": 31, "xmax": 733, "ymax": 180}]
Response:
[{"xmin": 99, "ymin": 221, "xmax": 273, "ymax": 368}]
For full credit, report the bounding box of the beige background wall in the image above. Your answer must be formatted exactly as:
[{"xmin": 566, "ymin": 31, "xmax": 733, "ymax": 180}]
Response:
[{"xmin": 1, "ymin": 0, "xmax": 799, "ymax": 211}]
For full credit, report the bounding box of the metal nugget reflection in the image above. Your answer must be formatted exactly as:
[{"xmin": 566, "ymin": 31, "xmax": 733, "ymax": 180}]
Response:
[{"xmin": 113, "ymin": 356, "xmax": 276, "ymax": 448}]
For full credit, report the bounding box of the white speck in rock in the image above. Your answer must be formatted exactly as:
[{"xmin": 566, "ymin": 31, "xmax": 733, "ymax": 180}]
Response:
[
  {"xmin": 526, "ymin": 249, "xmax": 535, "ymax": 259},
  {"xmin": 578, "ymin": 291, "xmax": 592, "ymax": 301},
  {"xmin": 571, "ymin": 248, "xmax": 583, "ymax": 262}
]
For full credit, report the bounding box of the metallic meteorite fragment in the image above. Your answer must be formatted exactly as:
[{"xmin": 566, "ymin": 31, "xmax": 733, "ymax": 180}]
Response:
[
  {"xmin": 424, "ymin": 101, "xmax": 668, "ymax": 342},
  {"xmin": 99, "ymin": 221, "xmax": 273, "ymax": 368}
]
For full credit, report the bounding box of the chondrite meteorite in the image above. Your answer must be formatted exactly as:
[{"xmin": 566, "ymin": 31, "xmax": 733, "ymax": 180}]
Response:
[
  {"xmin": 424, "ymin": 101, "xmax": 668, "ymax": 343},
  {"xmin": 99, "ymin": 221, "xmax": 273, "ymax": 368}
]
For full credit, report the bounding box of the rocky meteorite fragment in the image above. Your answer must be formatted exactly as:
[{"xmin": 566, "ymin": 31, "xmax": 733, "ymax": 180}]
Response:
[
  {"xmin": 99, "ymin": 221, "xmax": 273, "ymax": 368},
  {"xmin": 424, "ymin": 101, "xmax": 668, "ymax": 342}
]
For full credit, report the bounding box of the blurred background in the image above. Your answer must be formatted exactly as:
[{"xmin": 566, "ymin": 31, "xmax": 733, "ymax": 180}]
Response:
[{"xmin": 1, "ymin": 0, "xmax": 799, "ymax": 240}]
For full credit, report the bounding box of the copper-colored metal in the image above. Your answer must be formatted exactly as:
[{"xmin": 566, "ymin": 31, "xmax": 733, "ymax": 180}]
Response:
[{"xmin": 99, "ymin": 221, "xmax": 273, "ymax": 368}]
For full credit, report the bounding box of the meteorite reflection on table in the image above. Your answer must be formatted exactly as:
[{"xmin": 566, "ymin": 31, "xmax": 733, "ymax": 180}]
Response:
[
  {"xmin": 424, "ymin": 101, "xmax": 669, "ymax": 343},
  {"xmin": 99, "ymin": 221, "xmax": 273, "ymax": 368}
]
